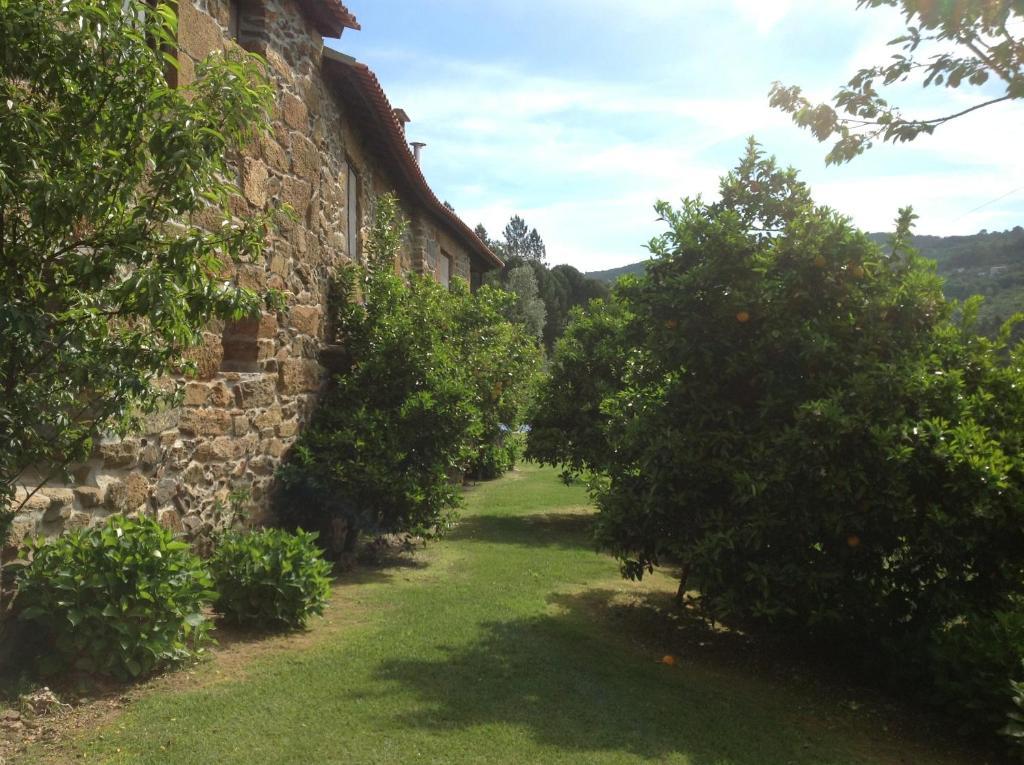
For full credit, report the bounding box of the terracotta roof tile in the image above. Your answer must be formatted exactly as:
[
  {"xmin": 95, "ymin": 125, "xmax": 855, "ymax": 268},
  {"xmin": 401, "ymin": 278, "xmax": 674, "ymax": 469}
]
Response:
[
  {"xmin": 298, "ymin": 0, "xmax": 360, "ymax": 38},
  {"xmin": 322, "ymin": 49, "xmax": 503, "ymax": 270}
]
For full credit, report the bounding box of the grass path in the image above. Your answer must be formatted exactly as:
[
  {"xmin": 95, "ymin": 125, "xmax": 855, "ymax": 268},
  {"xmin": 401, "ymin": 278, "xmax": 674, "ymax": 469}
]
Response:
[{"xmin": 15, "ymin": 465, "xmax": 991, "ymax": 764}]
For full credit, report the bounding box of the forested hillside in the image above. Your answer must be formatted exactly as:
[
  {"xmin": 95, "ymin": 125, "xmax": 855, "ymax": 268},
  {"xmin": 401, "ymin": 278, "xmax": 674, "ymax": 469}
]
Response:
[
  {"xmin": 587, "ymin": 227, "xmax": 1024, "ymax": 335},
  {"xmin": 871, "ymin": 228, "xmax": 1024, "ymax": 335}
]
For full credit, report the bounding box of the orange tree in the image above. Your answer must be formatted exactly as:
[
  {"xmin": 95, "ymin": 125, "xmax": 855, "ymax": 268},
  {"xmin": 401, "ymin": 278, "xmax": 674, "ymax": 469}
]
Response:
[
  {"xmin": 529, "ymin": 140, "xmax": 1024, "ymax": 748},
  {"xmin": 452, "ymin": 282, "xmax": 542, "ymax": 479},
  {"xmin": 0, "ymin": 0, "xmax": 273, "ymax": 530},
  {"xmin": 278, "ymin": 196, "xmax": 539, "ymax": 554}
]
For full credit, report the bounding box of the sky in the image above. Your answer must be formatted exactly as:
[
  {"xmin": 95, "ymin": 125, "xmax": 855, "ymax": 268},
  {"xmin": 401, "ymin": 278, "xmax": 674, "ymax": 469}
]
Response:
[{"xmin": 333, "ymin": 0, "xmax": 1024, "ymax": 272}]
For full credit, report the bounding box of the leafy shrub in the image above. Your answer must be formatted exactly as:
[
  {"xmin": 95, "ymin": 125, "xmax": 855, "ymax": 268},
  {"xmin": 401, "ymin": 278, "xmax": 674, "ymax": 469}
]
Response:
[
  {"xmin": 927, "ymin": 606, "xmax": 1024, "ymax": 739},
  {"xmin": 526, "ymin": 294, "xmax": 634, "ymax": 475},
  {"xmin": 16, "ymin": 515, "xmax": 213, "ymax": 679},
  {"xmin": 530, "ymin": 139, "xmax": 1024, "ymax": 748},
  {"xmin": 452, "ymin": 283, "xmax": 541, "ymax": 480},
  {"xmin": 278, "ymin": 195, "xmax": 538, "ymax": 554},
  {"xmin": 471, "ymin": 431, "xmax": 525, "ymax": 481},
  {"xmin": 1, "ymin": 0, "xmax": 274, "ymax": 520},
  {"xmin": 209, "ymin": 528, "xmax": 332, "ymax": 630},
  {"xmin": 1005, "ymin": 674, "xmax": 1024, "ymax": 753}
]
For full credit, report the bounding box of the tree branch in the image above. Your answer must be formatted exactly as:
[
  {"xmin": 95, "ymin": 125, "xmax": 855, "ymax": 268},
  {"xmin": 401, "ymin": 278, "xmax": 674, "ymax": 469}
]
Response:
[
  {"xmin": 961, "ymin": 36, "xmax": 1015, "ymax": 85},
  {"xmin": 840, "ymin": 94, "xmax": 1013, "ymax": 131}
]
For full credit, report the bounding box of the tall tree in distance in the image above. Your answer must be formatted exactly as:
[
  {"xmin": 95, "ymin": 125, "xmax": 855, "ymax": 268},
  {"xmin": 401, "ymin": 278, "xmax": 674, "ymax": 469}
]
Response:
[
  {"xmin": 526, "ymin": 229, "xmax": 547, "ymax": 262},
  {"xmin": 500, "ymin": 215, "xmax": 547, "ymax": 262},
  {"xmin": 479, "ymin": 214, "xmax": 609, "ymax": 349},
  {"xmin": 769, "ymin": 0, "xmax": 1023, "ymax": 164},
  {"xmin": 503, "ymin": 266, "xmax": 547, "ymax": 340}
]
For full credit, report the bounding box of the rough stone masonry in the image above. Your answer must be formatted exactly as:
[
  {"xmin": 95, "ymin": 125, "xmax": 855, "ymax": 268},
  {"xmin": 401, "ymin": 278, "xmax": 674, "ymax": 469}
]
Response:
[{"xmin": 8, "ymin": 0, "xmax": 501, "ymax": 553}]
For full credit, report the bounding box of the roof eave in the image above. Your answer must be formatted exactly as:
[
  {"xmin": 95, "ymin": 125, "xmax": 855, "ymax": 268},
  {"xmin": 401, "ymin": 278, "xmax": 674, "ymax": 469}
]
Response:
[
  {"xmin": 298, "ymin": 0, "xmax": 360, "ymax": 39},
  {"xmin": 321, "ymin": 49, "xmax": 503, "ymax": 270}
]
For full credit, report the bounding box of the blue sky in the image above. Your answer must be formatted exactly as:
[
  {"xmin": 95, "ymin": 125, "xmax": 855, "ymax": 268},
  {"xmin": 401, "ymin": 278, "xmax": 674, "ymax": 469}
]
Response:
[{"xmin": 332, "ymin": 0, "xmax": 1023, "ymax": 272}]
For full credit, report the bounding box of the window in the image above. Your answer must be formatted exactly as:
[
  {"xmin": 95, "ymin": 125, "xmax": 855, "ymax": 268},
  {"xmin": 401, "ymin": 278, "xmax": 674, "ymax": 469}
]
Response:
[
  {"xmin": 122, "ymin": 0, "xmax": 177, "ymax": 87},
  {"xmin": 439, "ymin": 252, "xmax": 452, "ymax": 288},
  {"xmin": 228, "ymin": 0, "xmax": 242, "ymax": 41},
  {"xmin": 226, "ymin": 0, "xmax": 268, "ymax": 53},
  {"xmin": 221, "ymin": 318, "xmax": 261, "ymax": 372},
  {"xmin": 347, "ymin": 164, "xmax": 360, "ymax": 262}
]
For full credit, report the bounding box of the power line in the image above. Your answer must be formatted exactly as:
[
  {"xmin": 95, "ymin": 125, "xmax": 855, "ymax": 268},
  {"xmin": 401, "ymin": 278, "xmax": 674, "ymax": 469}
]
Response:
[{"xmin": 952, "ymin": 185, "xmax": 1024, "ymax": 222}]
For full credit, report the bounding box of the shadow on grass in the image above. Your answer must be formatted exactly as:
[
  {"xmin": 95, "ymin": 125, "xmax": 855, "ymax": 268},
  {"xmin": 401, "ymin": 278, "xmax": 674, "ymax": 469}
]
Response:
[
  {"xmin": 448, "ymin": 512, "xmax": 595, "ymax": 551},
  {"xmin": 373, "ymin": 588, "xmax": 853, "ymax": 765}
]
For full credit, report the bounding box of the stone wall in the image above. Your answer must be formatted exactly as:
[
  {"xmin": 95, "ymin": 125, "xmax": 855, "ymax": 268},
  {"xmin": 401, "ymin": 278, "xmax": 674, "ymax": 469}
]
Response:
[{"xmin": 7, "ymin": 0, "xmax": 489, "ymax": 551}]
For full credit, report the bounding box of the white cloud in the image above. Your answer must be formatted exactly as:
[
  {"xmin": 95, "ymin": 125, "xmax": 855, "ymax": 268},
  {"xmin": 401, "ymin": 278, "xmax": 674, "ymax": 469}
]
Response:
[
  {"xmin": 346, "ymin": 39, "xmax": 1023, "ymax": 271},
  {"xmin": 731, "ymin": 0, "xmax": 794, "ymax": 34},
  {"xmin": 376, "ymin": 58, "xmax": 779, "ymax": 269}
]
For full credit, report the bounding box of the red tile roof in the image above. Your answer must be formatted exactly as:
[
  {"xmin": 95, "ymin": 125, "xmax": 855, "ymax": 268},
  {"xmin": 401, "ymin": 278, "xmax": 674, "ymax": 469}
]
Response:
[
  {"xmin": 298, "ymin": 0, "xmax": 360, "ymax": 38},
  {"xmin": 322, "ymin": 49, "xmax": 503, "ymax": 270}
]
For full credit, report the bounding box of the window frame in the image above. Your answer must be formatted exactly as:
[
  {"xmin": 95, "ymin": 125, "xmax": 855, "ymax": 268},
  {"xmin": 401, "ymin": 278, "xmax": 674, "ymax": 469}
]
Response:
[
  {"xmin": 439, "ymin": 250, "xmax": 452, "ymax": 288},
  {"xmin": 347, "ymin": 162, "xmax": 361, "ymax": 262},
  {"xmin": 228, "ymin": 0, "xmax": 242, "ymax": 41}
]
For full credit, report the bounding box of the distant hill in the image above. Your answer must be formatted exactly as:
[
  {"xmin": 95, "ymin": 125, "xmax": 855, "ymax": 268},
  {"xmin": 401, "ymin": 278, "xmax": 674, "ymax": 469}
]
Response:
[
  {"xmin": 586, "ymin": 227, "xmax": 1024, "ymax": 336},
  {"xmin": 585, "ymin": 261, "xmax": 649, "ymax": 283},
  {"xmin": 866, "ymin": 229, "xmax": 1024, "ymax": 335}
]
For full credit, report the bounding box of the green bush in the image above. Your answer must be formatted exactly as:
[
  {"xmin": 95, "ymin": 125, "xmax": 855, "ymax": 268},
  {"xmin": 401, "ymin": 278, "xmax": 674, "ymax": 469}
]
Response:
[
  {"xmin": 278, "ymin": 259, "xmax": 479, "ymax": 554},
  {"xmin": 526, "ymin": 294, "xmax": 634, "ymax": 475},
  {"xmin": 530, "ymin": 140, "xmax": 1024, "ymax": 749},
  {"xmin": 471, "ymin": 431, "xmax": 525, "ymax": 481},
  {"xmin": 209, "ymin": 528, "xmax": 332, "ymax": 630},
  {"xmin": 278, "ymin": 195, "xmax": 539, "ymax": 554},
  {"xmin": 927, "ymin": 606, "xmax": 1024, "ymax": 739},
  {"xmin": 16, "ymin": 515, "xmax": 214, "ymax": 679},
  {"xmin": 452, "ymin": 283, "xmax": 541, "ymax": 480}
]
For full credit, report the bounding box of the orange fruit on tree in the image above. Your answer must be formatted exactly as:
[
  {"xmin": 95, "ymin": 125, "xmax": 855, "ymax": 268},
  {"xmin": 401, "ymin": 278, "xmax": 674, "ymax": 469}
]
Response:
[
  {"xmin": 736, "ymin": 311, "xmax": 750, "ymax": 323},
  {"xmin": 847, "ymin": 534, "xmax": 861, "ymax": 548}
]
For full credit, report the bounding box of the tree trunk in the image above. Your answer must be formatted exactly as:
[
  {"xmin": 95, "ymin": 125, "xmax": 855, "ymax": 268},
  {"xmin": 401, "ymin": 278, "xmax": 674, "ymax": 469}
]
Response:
[{"xmin": 674, "ymin": 562, "xmax": 691, "ymax": 609}]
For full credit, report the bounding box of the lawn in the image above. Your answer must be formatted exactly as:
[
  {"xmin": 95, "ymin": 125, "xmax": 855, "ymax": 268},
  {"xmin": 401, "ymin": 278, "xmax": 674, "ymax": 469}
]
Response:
[{"xmin": 14, "ymin": 464, "xmax": 992, "ymax": 764}]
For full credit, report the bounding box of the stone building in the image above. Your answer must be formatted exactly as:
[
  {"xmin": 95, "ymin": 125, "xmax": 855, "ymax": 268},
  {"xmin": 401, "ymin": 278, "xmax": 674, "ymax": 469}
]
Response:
[{"xmin": 9, "ymin": 0, "xmax": 502, "ymax": 548}]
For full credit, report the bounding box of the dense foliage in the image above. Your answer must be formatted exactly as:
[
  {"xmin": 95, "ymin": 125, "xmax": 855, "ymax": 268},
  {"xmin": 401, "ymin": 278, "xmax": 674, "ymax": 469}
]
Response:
[
  {"xmin": 278, "ymin": 196, "xmax": 539, "ymax": 555},
  {"xmin": 209, "ymin": 528, "xmax": 332, "ymax": 630},
  {"xmin": 770, "ymin": 0, "xmax": 1024, "ymax": 163},
  {"xmin": 453, "ymin": 284, "xmax": 542, "ymax": 479},
  {"xmin": 530, "ymin": 140, "xmax": 1024, "ymax": 750},
  {"xmin": 16, "ymin": 516, "xmax": 214, "ymax": 679},
  {"xmin": 588, "ymin": 226, "xmax": 1024, "ymax": 342},
  {"xmin": 0, "ymin": 0, "xmax": 274, "ymax": 519},
  {"xmin": 503, "ymin": 265, "xmax": 547, "ymax": 340},
  {"xmin": 526, "ymin": 295, "xmax": 633, "ymax": 476},
  {"xmin": 478, "ymin": 218, "xmax": 609, "ymax": 348},
  {"xmin": 905, "ymin": 227, "xmax": 1024, "ymax": 341}
]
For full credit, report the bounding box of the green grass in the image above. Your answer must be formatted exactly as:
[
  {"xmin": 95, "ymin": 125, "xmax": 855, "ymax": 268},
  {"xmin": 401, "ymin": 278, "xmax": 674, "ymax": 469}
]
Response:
[{"xmin": 18, "ymin": 465, "xmax": 991, "ymax": 764}]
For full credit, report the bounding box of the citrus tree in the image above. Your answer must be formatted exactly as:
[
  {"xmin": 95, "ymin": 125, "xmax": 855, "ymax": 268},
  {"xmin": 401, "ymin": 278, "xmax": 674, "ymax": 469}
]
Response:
[
  {"xmin": 0, "ymin": 0, "xmax": 274, "ymax": 535},
  {"xmin": 453, "ymin": 283, "xmax": 542, "ymax": 479},
  {"xmin": 278, "ymin": 195, "xmax": 539, "ymax": 554},
  {"xmin": 531, "ymin": 140, "xmax": 1024, "ymax": 746}
]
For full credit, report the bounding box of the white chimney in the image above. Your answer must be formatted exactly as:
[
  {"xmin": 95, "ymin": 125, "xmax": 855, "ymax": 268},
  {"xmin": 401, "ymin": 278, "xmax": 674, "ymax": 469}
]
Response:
[{"xmin": 410, "ymin": 141, "xmax": 426, "ymax": 164}]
